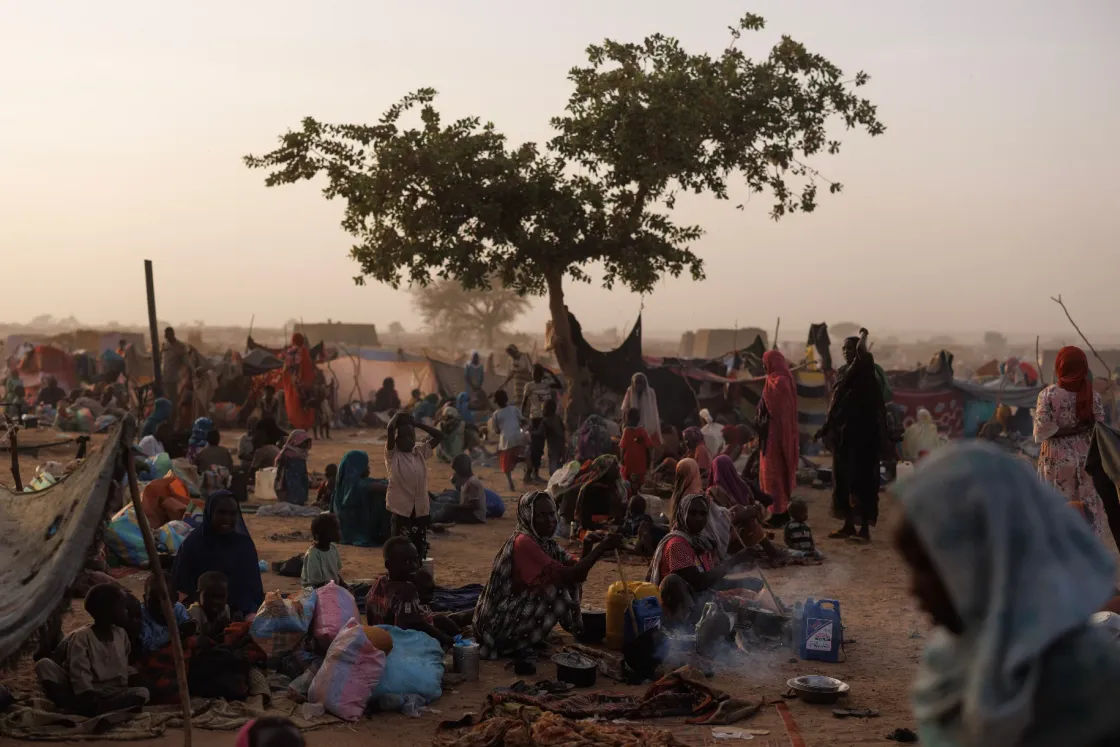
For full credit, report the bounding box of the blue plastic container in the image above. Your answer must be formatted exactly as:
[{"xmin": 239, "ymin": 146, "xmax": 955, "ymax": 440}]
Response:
[
  {"xmin": 623, "ymin": 596, "xmax": 663, "ymax": 646},
  {"xmin": 797, "ymin": 598, "xmax": 843, "ymax": 663}
]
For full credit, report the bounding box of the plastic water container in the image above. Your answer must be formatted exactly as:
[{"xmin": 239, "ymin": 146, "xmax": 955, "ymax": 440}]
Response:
[
  {"xmin": 625, "ymin": 596, "xmax": 663, "ymax": 646},
  {"xmin": 254, "ymin": 468, "xmax": 277, "ymax": 500},
  {"xmin": 605, "ymin": 581, "xmax": 661, "ymax": 650},
  {"xmin": 798, "ymin": 598, "xmax": 843, "ymax": 663}
]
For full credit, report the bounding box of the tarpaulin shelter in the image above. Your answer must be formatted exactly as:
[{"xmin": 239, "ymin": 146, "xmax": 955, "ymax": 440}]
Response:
[
  {"xmin": 322, "ymin": 356, "xmax": 436, "ymax": 405},
  {"xmin": 16, "ymin": 344, "xmax": 77, "ymax": 398}
]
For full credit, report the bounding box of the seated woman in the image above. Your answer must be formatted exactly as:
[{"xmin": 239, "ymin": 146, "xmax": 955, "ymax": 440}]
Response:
[
  {"xmin": 707, "ymin": 455, "xmax": 780, "ymax": 558},
  {"xmin": 331, "ymin": 450, "xmax": 391, "ymax": 547},
  {"xmin": 571, "ymin": 455, "xmax": 627, "ymax": 531},
  {"xmin": 683, "ymin": 427, "xmax": 712, "ymax": 476},
  {"xmin": 274, "ymin": 430, "xmax": 312, "ymax": 505},
  {"xmin": 172, "ymin": 491, "xmax": 265, "ymax": 619},
  {"xmin": 473, "ymin": 492, "xmax": 621, "ymax": 660},
  {"xmin": 435, "ymin": 404, "xmax": 465, "ymax": 463},
  {"xmin": 894, "ymin": 442, "xmax": 1120, "ymax": 747}
]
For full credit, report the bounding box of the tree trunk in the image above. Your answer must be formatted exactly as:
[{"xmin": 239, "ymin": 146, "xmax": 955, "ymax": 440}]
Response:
[{"xmin": 545, "ymin": 272, "xmax": 594, "ymax": 436}]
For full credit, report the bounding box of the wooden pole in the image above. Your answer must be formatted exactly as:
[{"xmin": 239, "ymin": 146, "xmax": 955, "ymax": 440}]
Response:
[
  {"xmin": 773, "ymin": 317, "xmax": 781, "ymax": 351},
  {"xmin": 145, "ymin": 260, "xmax": 164, "ymax": 398},
  {"xmin": 123, "ymin": 420, "xmax": 191, "ymax": 745},
  {"xmin": 7, "ymin": 423, "xmax": 22, "ymax": 491},
  {"xmin": 1051, "ymin": 294, "xmax": 1116, "ymax": 417},
  {"xmin": 1036, "ymin": 335, "xmax": 1045, "ymax": 386}
]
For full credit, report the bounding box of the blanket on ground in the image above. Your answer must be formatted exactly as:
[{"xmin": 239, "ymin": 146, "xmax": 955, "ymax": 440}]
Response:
[{"xmin": 435, "ymin": 710, "xmax": 690, "ymax": 747}]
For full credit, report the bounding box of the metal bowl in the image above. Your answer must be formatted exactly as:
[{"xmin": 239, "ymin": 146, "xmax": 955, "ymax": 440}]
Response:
[{"xmin": 787, "ymin": 676, "xmax": 849, "ymax": 704}]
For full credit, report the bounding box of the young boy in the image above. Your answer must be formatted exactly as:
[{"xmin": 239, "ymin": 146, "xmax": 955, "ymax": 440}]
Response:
[
  {"xmin": 35, "ymin": 584, "xmax": 151, "ymax": 716},
  {"xmin": 488, "ymin": 389, "xmax": 523, "ymax": 492},
  {"xmin": 385, "ymin": 412, "xmax": 445, "ymax": 560},
  {"xmin": 302, "ymin": 513, "xmax": 344, "ymax": 588},
  {"xmin": 364, "ymin": 537, "xmax": 454, "ymax": 648},
  {"xmin": 432, "ymin": 453, "xmax": 486, "ymax": 524},
  {"xmin": 139, "ymin": 572, "xmax": 197, "ymax": 653},
  {"xmin": 537, "ymin": 398, "xmax": 566, "ymax": 476},
  {"xmin": 188, "ymin": 572, "xmax": 232, "ymax": 638},
  {"xmin": 619, "ymin": 408, "xmax": 653, "ymax": 496},
  {"xmin": 195, "ymin": 428, "xmax": 234, "ymax": 473},
  {"xmin": 620, "ymin": 494, "xmax": 665, "ymax": 556},
  {"xmin": 783, "ymin": 499, "xmax": 821, "ymax": 559},
  {"xmin": 316, "ymin": 463, "xmax": 337, "ymax": 510}
]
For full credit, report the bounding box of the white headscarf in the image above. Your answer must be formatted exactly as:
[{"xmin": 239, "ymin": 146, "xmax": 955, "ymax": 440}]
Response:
[
  {"xmin": 621, "ymin": 373, "xmax": 660, "ymax": 436},
  {"xmin": 896, "ymin": 441, "xmax": 1116, "ymax": 747},
  {"xmin": 699, "ymin": 408, "xmax": 725, "ymax": 456},
  {"xmin": 902, "ymin": 408, "xmax": 944, "ymax": 461}
]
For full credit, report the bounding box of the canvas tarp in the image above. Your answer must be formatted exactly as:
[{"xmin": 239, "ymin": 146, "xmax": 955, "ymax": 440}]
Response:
[
  {"xmin": 321, "ymin": 357, "xmax": 436, "ymax": 405},
  {"xmin": 950, "ymin": 379, "xmax": 1042, "ymax": 409},
  {"xmin": 428, "ymin": 356, "xmax": 503, "ymax": 400},
  {"xmin": 0, "ymin": 419, "xmax": 125, "ymax": 662}
]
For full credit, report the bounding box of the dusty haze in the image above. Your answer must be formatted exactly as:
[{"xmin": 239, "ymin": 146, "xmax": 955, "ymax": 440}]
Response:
[{"xmin": 2, "ymin": 0, "xmax": 1118, "ymax": 339}]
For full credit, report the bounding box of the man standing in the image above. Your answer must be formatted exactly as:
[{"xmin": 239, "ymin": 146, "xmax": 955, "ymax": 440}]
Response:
[
  {"xmin": 500, "ymin": 345, "xmax": 533, "ymax": 409},
  {"xmin": 160, "ymin": 327, "xmax": 187, "ymax": 429},
  {"xmin": 521, "ymin": 364, "xmax": 564, "ymax": 484},
  {"xmin": 815, "ymin": 329, "xmax": 886, "ymax": 543}
]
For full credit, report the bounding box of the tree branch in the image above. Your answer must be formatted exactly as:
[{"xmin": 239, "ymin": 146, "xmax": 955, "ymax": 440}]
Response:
[{"xmin": 1050, "ymin": 295, "xmax": 1111, "ymax": 377}]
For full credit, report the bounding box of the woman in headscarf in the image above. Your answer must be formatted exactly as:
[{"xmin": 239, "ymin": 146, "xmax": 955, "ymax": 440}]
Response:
[
  {"xmin": 620, "ymin": 373, "xmax": 662, "ymax": 448},
  {"xmin": 758, "ymin": 350, "xmax": 799, "ymax": 524},
  {"xmin": 708, "ymin": 454, "xmax": 777, "ymax": 558},
  {"xmin": 411, "ymin": 393, "xmax": 441, "ymax": 424},
  {"xmin": 464, "ymin": 352, "xmax": 485, "ymax": 403},
  {"xmin": 273, "ymin": 430, "xmax": 312, "ymax": 505},
  {"xmin": 575, "ymin": 414, "xmax": 615, "ymax": 462},
  {"xmin": 698, "ymin": 409, "xmax": 725, "ymax": 456},
  {"xmin": 282, "ymin": 333, "xmax": 316, "ymax": 431},
  {"xmin": 186, "ymin": 416, "xmax": 213, "ymax": 464},
  {"xmin": 142, "ymin": 397, "xmax": 173, "ymax": 438},
  {"xmin": 1034, "ymin": 345, "xmax": 1106, "ymax": 536},
  {"xmin": 571, "ymin": 454, "xmax": 627, "ymax": 530},
  {"xmin": 371, "ymin": 377, "xmax": 401, "ymax": 413},
  {"xmin": 435, "ymin": 404, "xmax": 465, "ymax": 463},
  {"xmin": 473, "ymin": 492, "xmax": 621, "ymax": 660},
  {"xmin": 454, "ymin": 391, "xmax": 475, "ymax": 425},
  {"xmin": 893, "ymin": 441, "xmax": 1120, "ymax": 747},
  {"xmin": 683, "ymin": 426, "xmax": 712, "ymax": 474},
  {"xmin": 331, "ymin": 450, "xmax": 391, "ymax": 547},
  {"xmin": 172, "ymin": 491, "xmax": 264, "ymax": 617},
  {"xmin": 902, "ymin": 408, "xmax": 944, "ymax": 462}
]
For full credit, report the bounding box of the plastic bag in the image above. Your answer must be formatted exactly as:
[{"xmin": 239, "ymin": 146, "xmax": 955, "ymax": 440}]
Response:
[
  {"xmin": 484, "ymin": 488, "xmax": 505, "ymax": 518},
  {"xmin": 312, "ymin": 581, "xmax": 360, "ymax": 647},
  {"xmin": 250, "ymin": 588, "xmax": 317, "ymax": 655},
  {"xmin": 288, "ymin": 660, "xmax": 322, "ymax": 702},
  {"xmin": 309, "ymin": 619, "xmax": 387, "ymax": 721},
  {"xmin": 104, "ymin": 505, "xmax": 148, "ymax": 566},
  {"xmin": 371, "ymin": 626, "xmax": 443, "ymax": 702}
]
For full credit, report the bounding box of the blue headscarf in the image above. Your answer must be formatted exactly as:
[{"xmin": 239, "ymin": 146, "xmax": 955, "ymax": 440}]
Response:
[
  {"xmin": 189, "ymin": 417, "xmax": 213, "ymax": 450},
  {"xmin": 455, "ymin": 391, "xmax": 475, "ymax": 425},
  {"xmin": 332, "ymin": 450, "xmax": 371, "ymax": 511},
  {"xmin": 171, "ymin": 491, "xmax": 263, "ymax": 616},
  {"xmin": 331, "ymin": 450, "xmax": 389, "ymax": 547},
  {"xmin": 142, "ymin": 398, "xmax": 172, "ymax": 437},
  {"xmin": 897, "ymin": 442, "xmax": 1118, "ymax": 747}
]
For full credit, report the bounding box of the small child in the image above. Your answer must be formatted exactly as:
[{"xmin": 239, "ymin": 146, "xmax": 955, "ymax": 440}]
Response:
[
  {"xmin": 365, "ymin": 537, "xmax": 454, "ymax": 648},
  {"xmin": 139, "ymin": 572, "xmax": 197, "ymax": 653},
  {"xmin": 236, "ymin": 715, "xmax": 306, "ymax": 747},
  {"xmin": 35, "ymin": 584, "xmax": 151, "ymax": 716},
  {"xmin": 301, "ymin": 513, "xmax": 344, "ymax": 588},
  {"xmin": 618, "ymin": 408, "xmax": 653, "ymax": 495},
  {"xmin": 536, "ymin": 398, "xmax": 566, "ymax": 476},
  {"xmin": 386, "ymin": 412, "xmax": 445, "ymax": 559},
  {"xmin": 188, "ymin": 571, "xmax": 232, "ymax": 639},
  {"xmin": 489, "ymin": 389, "xmax": 524, "ymax": 492},
  {"xmin": 620, "ymin": 494, "xmax": 665, "ymax": 556},
  {"xmin": 432, "ymin": 453, "xmax": 486, "ymax": 524},
  {"xmin": 316, "ymin": 463, "xmax": 338, "ymax": 510},
  {"xmin": 783, "ymin": 499, "xmax": 821, "ymax": 559}
]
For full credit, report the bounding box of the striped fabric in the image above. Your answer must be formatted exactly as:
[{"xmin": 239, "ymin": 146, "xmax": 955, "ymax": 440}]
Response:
[{"xmin": 732, "ymin": 369, "xmax": 828, "ymax": 444}]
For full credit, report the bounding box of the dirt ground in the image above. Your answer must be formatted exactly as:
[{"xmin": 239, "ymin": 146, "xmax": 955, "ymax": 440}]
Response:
[{"xmin": 2, "ymin": 428, "xmax": 930, "ymax": 746}]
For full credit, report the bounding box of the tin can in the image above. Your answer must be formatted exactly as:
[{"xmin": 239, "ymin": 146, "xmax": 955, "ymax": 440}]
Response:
[{"xmin": 569, "ymin": 522, "xmax": 579, "ymax": 542}]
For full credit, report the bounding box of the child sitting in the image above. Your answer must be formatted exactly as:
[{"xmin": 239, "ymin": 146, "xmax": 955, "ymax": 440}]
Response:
[
  {"xmin": 316, "ymin": 463, "xmax": 337, "ymax": 509},
  {"xmin": 139, "ymin": 572, "xmax": 197, "ymax": 653},
  {"xmin": 431, "ymin": 453, "xmax": 486, "ymax": 524},
  {"xmin": 188, "ymin": 571, "xmax": 233, "ymax": 639},
  {"xmin": 618, "ymin": 408, "xmax": 653, "ymax": 496},
  {"xmin": 365, "ymin": 537, "xmax": 455, "ymax": 648},
  {"xmin": 301, "ymin": 513, "xmax": 344, "ymax": 588},
  {"xmin": 783, "ymin": 499, "xmax": 821, "ymax": 559},
  {"xmin": 35, "ymin": 584, "xmax": 151, "ymax": 716},
  {"xmin": 620, "ymin": 494, "xmax": 666, "ymax": 557},
  {"xmin": 488, "ymin": 389, "xmax": 524, "ymax": 492}
]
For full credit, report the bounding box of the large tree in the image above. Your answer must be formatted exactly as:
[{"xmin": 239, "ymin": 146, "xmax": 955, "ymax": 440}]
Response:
[
  {"xmin": 413, "ymin": 278, "xmax": 531, "ymax": 349},
  {"xmin": 245, "ymin": 13, "xmax": 884, "ymax": 426}
]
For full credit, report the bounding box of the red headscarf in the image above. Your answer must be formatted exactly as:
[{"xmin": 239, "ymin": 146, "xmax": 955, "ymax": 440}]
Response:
[
  {"xmin": 291, "ymin": 332, "xmax": 305, "ymax": 348},
  {"xmin": 1055, "ymin": 346, "xmax": 1093, "ymax": 422},
  {"xmin": 761, "ymin": 350, "xmax": 799, "ymax": 514}
]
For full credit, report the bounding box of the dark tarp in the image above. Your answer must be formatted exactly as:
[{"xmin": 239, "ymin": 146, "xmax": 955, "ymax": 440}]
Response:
[
  {"xmin": 0, "ymin": 419, "xmax": 125, "ymax": 663},
  {"xmin": 807, "ymin": 323, "xmax": 833, "ymax": 372},
  {"xmin": 1086, "ymin": 422, "xmax": 1120, "ymax": 551},
  {"xmin": 887, "ymin": 350, "xmax": 955, "ymax": 391},
  {"xmin": 241, "ymin": 347, "xmax": 284, "ymax": 377}
]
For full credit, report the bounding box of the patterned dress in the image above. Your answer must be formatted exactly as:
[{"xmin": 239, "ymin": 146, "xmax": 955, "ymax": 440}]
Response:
[{"xmin": 1034, "ymin": 385, "xmax": 1105, "ymax": 536}]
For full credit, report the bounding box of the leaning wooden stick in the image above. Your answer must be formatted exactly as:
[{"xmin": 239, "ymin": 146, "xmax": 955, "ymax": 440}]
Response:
[
  {"xmin": 613, "ymin": 549, "xmax": 641, "ymax": 638},
  {"xmin": 729, "ymin": 523, "xmax": 784, "ymax": 612},
  {"xmin": 123, "ymin": 422, "xmax": 192, "ymax": 746},
  {"xmin": 1051, "ymin": 294, "xmax": 1116, "ymax": 415},
  {"xmin": 7, "ymin": 422, "xmax": 22, "ymax": 492}
]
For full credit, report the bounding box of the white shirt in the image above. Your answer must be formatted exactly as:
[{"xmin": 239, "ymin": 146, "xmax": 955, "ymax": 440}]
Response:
[
  {"xmin": 490, "ymin": 406, "xmax": 524, "ymax": 451},
  {"xmin": 137, "ymin": 435, "xmax": 164, "ymax": 458}
]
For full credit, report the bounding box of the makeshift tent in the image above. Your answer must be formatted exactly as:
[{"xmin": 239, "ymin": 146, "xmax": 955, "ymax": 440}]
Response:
[
  {"xmin": 0, "ymin": 419, "xmax": 126, "ymax": 663},
  {"xmin": 428, "ymin": 356, "xmax": 503, "ymax": 400},
  {"xmin": 322, "ymin": 357, "xmax": 436, "ymax": 405},
  {"xmin": 892, "ymin": 387, "xmax": 967, "ymax": 438},
  {"xmin": 16, "ymin": 344, "xmax": 77, "ymax": 397},
  {"xmin": 241, "ymin": 347, "xmax": 284, "ymax": 377}
]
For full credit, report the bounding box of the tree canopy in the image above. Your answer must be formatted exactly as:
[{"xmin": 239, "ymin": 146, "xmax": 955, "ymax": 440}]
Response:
[
  {"xmin": 412, "ymin": 278, "xmax": 531, "ymax": 349},
  {"xmin": 245, "ymin": 13, "xmax": 883, "ymax": 301}
]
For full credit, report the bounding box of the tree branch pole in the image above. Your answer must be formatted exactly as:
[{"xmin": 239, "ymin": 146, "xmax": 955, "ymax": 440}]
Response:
[
  {"xmin": 7, "ymin": 423, "xmax": 22, "ymax": 491},
  {"xmin": 1035, "ymin": 335, "xmax": 1045, "ymax": 386},
  {"xmin": 1051, "ymin": 294, "xmax": 1116, "ymax": 416},
  {"xmin": 145, "ymin": 260, "xmax": 164, "ymax": 398},
  {"xmin": 773, "ymin": 317, "xmax": 781, "ymax": 351},
  {"xmin": 123, "ymin": 420, "xmax": 191, "ymax": 745}
]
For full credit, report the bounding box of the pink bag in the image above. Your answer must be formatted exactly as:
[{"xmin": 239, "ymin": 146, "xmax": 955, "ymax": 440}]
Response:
[
  {"xmin": 308, "ymin": 619, "xmax": 386, "ymax": 721},
  {"xmin": 312, "ymin": 581, "xmax": 360, "ymax": 646}
]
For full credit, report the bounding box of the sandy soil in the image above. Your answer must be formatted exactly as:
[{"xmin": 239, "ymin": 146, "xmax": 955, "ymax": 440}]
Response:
[{"xmin": 2, "ymin": 429, "xmax": 930, "ymax": 746}]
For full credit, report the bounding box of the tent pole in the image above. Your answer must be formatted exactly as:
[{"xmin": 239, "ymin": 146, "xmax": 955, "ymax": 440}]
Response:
[
  {"xmin": 7, "ymin": 423, "xmax": 22, "ymax": 491},
  {"xmin": 145, "ymin": 260, "xmax": 164, "ymax": 398}
]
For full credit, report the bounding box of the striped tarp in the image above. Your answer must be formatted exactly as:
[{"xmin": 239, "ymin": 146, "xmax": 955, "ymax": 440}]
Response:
[{"xmin": 732, "ymin": 369, "xmax": 828, "ymax": 444}]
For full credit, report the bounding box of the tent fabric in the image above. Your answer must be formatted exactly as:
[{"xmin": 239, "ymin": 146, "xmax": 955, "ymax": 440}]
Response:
[
  {"xmin": 794, "ymin": 370, "xmax": 829, "ymax": 439},
  {"xmin": 346, "ymin": 348, "xmax": 423, "ymax": 363},
  {"xmin": 429, "ymin": 357, "xmax": 501, "ymax": 400},
  {"xmin": 0, "ymin": 419, "xmax": 126, "ymax": 663},
  {"xmin": 241, "ymin": 347, "xmax": 284, "ymax": 377},
  {"xmin": 950, "ymin": 379, "xmax": 1042, "ymax": 409},
  {"xmin": 321, "ymin": 357, "xmax": 436, "ymax": 405},
  {"xmin": 16, "ymin": 345, "xmax": 77, "ymax": 396},
  {"xmin": 891, "ymin": 387, "xmax": 966, "ymax": 438}
]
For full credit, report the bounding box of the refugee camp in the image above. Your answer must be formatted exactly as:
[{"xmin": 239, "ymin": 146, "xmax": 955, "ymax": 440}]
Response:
[{"xmin": 3, "ymin": 3, "xmax": 1120, "ymax": 746}]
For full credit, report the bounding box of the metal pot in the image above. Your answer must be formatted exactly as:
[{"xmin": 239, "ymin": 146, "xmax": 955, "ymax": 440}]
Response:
[
  {"xmin": 553, "ymin": 652, "xmax": 597, "ymax": 688},
  {"xmin": 577, "ymin": 609, "xmax": 607, "ymax": 644}
]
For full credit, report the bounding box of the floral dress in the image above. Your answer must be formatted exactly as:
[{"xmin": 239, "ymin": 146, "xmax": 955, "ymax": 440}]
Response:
[{"xmin": 1034, "ymin": 385, "xmax": 1105, "ymax": 536}]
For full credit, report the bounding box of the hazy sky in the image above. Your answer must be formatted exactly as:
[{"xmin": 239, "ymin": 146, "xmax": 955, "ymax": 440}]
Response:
[{"xmin": 3, "ymin": 1, "xmax": 1118, "ymax": 340}]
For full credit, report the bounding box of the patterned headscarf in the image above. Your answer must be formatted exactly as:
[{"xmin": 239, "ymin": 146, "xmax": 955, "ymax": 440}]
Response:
[
  {"xmin": 647, "ymin": 492, "xmax": 713, "ymax": 585},
  {"xmin": 276, "ymin": 429, "xmax": 311, "ymax": 464}
]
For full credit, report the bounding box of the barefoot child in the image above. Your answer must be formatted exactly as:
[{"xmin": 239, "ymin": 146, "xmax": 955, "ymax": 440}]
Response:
[
  {"xmin": 188, "ymin": 571, "xmax": 232, "ymax": 638},
  {"xmin": 35, "ymin": 584, "xmax": 151, "ymax": 716},
  {"xmin": 315, "ymin": 463, "xmax": 337, "ymax": 510},
  {"xmin": 365, "ymin": 537, "xmax": 454, "ymax": 648},
  {"xmin": 783, "ymin": 499, "xmax": 821, "ymax": 559},
  {"xmin": 385, "ymin": 412, "xmax": 445, "ymax": 560},
  {"xmin": 301, "ymin": 513, "xmax": 344, "ymax": 588},
  {"xmin": 488, "ymin": 389, "xmax": 523, "ymax": 492}
]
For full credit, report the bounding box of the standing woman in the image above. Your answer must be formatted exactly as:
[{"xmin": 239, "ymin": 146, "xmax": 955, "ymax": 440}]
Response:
[
  {"xmin": 758, "ymin": 350, "xmax": 799, "ymax": 526},
  {"xmin": 1034, "ymin": 346, "xmax": 1106, "ymax": 536},
  {"xmin": 621, "ymin": 373, "xmax": 662, "ymax": 449},
  {"xmin": 274, "ymin": 430, "xmax": 312, "ymax": 505},
  {"xmin": 282, "ymin": 333, "xmax": 317, "ymax": 432}
]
